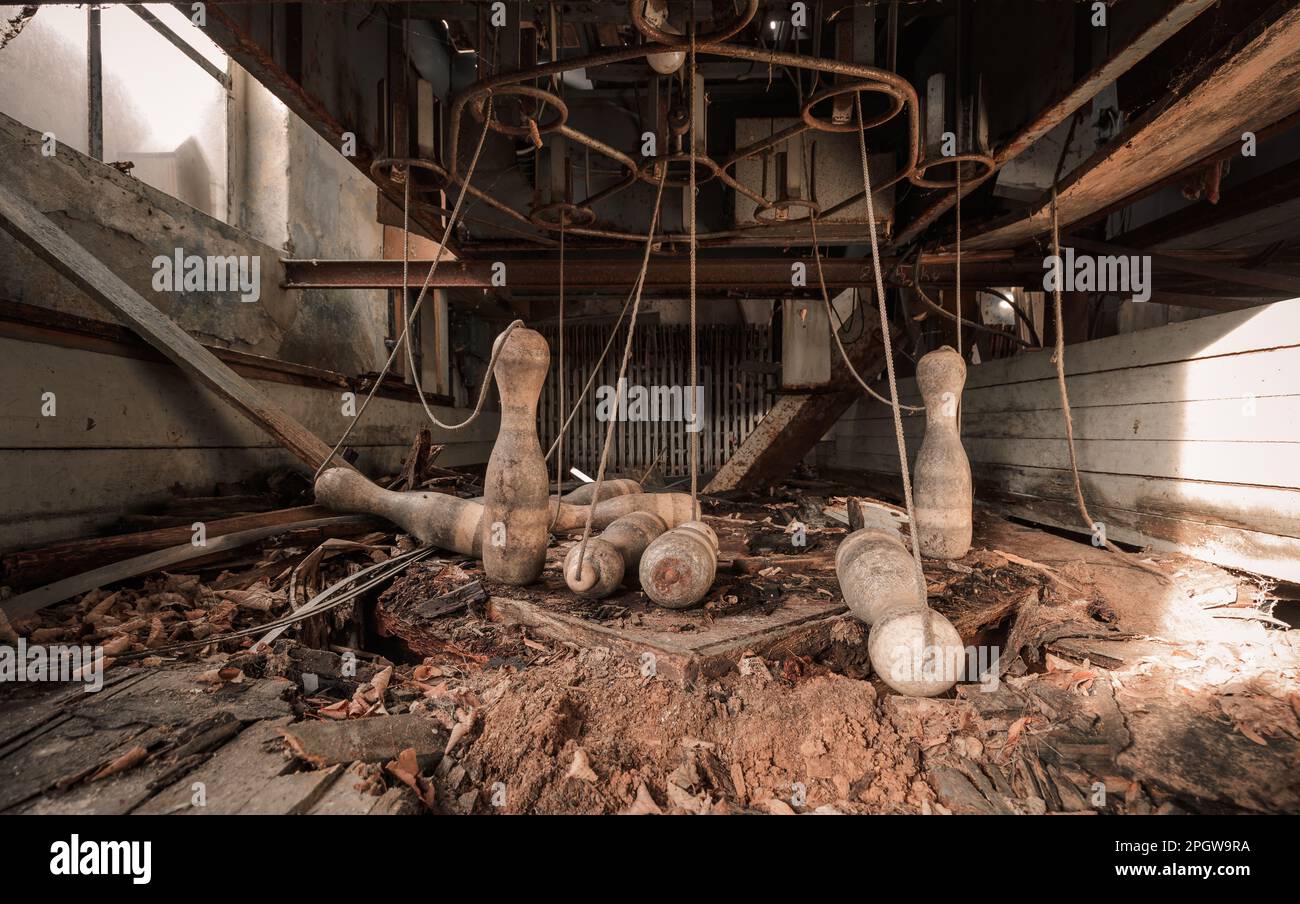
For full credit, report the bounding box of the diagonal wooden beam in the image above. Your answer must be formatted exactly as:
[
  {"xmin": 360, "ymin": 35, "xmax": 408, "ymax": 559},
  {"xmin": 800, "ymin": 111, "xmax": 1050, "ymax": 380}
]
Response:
[
  {"xmin": 0, "ymin": 182, "xmax": 352, "ymax": 474},
  {"xmin": 960, "ymin": 0, "xmax": 1300, "ymax": 251},
  {"xmin": 894, "ymin": 0, "xmax": 1218, "ymax": 246},
  {"xmin": 706, "ymin": 321, "xmax": 894, "ymax": 494}
]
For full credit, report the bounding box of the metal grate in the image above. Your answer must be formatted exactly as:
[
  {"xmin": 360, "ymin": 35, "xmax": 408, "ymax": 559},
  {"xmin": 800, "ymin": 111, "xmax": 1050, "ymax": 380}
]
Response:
[{"xmin": 537, "ymin": 322, "xmax": 775, "ymax": 480}]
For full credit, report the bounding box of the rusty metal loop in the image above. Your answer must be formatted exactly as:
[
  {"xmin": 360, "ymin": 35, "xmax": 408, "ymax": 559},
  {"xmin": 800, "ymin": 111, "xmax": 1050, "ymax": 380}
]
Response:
[
  {"xmin": 909, "ymin": 153, "xmax": 995, "ymax": 189},
  {"xmin": 753, "ymin": 197, "xmax": 822, "ymax": 225},
  {"xmin": 637, "ymin": 152, "xmax": 720, "ymax": 188},
  {"xmin": 369, "ymin": 156, "xmax": 450, "ymax": 193},
  {"xmin": 800, "ymin": 81, "xmax": 907, "ymax": 134},
  {"xmin": 628, "ymin": 0, "xmax": 759, "ymax": 46},
  {"xmin": 471, "ymin": 84, "xmax": 568, "ymax": 138},
  {"xmin": 530, "ymin": 202, "xmax": 598, "ymax": 228}
]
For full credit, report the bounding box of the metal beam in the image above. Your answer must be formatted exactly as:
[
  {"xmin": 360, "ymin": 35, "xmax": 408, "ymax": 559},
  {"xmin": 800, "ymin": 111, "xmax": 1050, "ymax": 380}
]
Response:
[
  {"xmin": 894, "ymin": 0, "xmax": 1217, "ymax": 246},
  {"xmin": 283, "ymin": 257, "xmax": 894, "ymax": 291},
  {"xmin": 960, "ymin": 1, "xmax": 1300, "ymax": 251}
]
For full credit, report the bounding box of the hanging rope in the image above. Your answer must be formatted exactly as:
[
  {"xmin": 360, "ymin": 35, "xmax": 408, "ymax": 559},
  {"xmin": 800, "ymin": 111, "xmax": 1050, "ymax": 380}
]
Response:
[
  {"xmin": 315, "ymin": 98, "xmax": 518, "ymax": 482},
  {"xmin": 571, "ymin": 167, "xmax": 670, "ymax": 575},
  {"xmin": 688, "ymin": 22, "xmax": 700, "ymax": 503},
  {"xmin": 543, "ymin": 282, "xmax": 639, "ymax": 462},
  {"xmin": 1049, "ymin": 188, "xmax": 1170, "ymax": 583},
  {"xmin": 809, "ymin": 216, "xmax": 924, "ymax": 413},
  {"xmin": 550, "ymin": 213, "xmax": 566, "ymax": 528},
  {"xmin": 954, "ymin": 0, "xmax": 963, "ymax": 370},
  {"xmin": 853, "ymin": 91, "xmax": 922, "ymax": 565}
]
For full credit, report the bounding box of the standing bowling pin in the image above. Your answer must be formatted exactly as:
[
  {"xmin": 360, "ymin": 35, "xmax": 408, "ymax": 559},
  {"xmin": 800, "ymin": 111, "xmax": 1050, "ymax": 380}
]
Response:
[
  {"xmin": 482, "ymin": 327, "xmax": 551, "ymax": 585},
  {"xmin": 913, "ymin": 346, "xmax": 972, "ymax": 560}
]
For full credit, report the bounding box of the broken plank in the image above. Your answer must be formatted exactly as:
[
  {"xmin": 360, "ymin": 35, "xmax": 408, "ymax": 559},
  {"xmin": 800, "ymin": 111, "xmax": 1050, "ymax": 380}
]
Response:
[
  {"xmin": 0, "ymin": 181, "xmax": 350, "ymax": 473},
  {"xmin": 1, "ymin": 505, "xmax": 346, "ymax": 590},
  {"xmin": 2, "ymin": 515, "xmax": 367, "ymax": 618},
  {"xmin": 237, "ymin": 764, "xmax": 345, "ymax": 815},
  {"xmin": 281, "ymin": 713, "xmax": 448, "ymax": 769}
]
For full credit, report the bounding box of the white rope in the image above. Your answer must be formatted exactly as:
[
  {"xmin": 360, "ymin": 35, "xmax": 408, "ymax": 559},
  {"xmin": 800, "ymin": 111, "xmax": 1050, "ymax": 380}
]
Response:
[
  {"xmin": 854, "ymin": 91, "xmax": 921, "ymax": 565},
  {"xmin": 315, "ymin": 99, "xmax": 513, "ymax": 481},
  {"xmin": 571, "ymin": 167, "xmax": 669, "ymax": 572},
  {"xmin": 688, "ymin": 25, "xmax": 700, "ymax": 503}
]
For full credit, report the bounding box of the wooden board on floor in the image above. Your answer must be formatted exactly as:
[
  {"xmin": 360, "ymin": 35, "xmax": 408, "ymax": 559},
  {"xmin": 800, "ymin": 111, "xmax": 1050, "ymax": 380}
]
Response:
[{"xmin": 487, "ymin": 592, "xmax": 849, "ymax": 683}]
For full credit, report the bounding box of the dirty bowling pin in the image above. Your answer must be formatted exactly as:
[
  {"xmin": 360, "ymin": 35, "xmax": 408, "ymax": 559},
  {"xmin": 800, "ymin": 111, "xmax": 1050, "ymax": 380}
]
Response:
[
  {"xmin": 913, "ymin": 346, "xmax": 972, "ymax": 560},
  {"xmin": 482, "ymin": 327, "xmax": 551, "ymax": 585}
]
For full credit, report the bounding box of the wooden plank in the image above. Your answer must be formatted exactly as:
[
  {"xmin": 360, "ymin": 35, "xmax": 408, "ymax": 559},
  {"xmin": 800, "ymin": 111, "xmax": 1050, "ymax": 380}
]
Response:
[
  {"xmin": 962, "ymin": 2, "xmax": 1300, "ymax": 250},
  {"xmin": 134, "ymin": 717, "xmax": 295, "ymax": 815},
  {"xmin": 1, "ymin": 515, "xmax": 366, "ymax": 618},
  {"xmin": 281, "ymin": 714, "xmax": 447, "ymax": 768},
  {"xmin": 1, "ymin": 505, "xmax": 340, "ymax": 589},
  {"xmin": 705, "ymin": 322, "xmax": 890, "ymax": 492},
  {"xmin": 845, "ymin": 396, "xmax": 1300, "ymax": 444},
  {"xmin": 487, "ymin": 593, "xmax": 848, "ymax": 684},
  {"xmin": 0, "ymin": 182, "xmax": 348, "ymax": 473},
  {"xmin": 894, "ymin": 0, "xmax": 1217, "ymax": 245},
  {"xmin": 961, "ymin": 298, "xmax": 1300, "ymax": 391}
]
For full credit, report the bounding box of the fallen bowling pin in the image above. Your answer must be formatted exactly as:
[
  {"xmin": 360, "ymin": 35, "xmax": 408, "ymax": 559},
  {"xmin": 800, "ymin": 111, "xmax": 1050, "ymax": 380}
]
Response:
[
  {"xmin": 835, "ymin": 526, "xmax": 927, "ymax": 625},
  {"xmin": 564, "ymin": 511, "xmax": 667, "ymax": 599},
  {"xmin": 482, "ymin": 327, "xmax": 552, "ymax": 585},
  {"xmin": 469, "ymin": 478, "xmax": 643, "ymax": 505},
  {"xmin": 315, "ymin": 468, "xmax": 695, "ymax": 558},
  {"xmin": 867, "ymin": 607, "xmax": 965, "ymax": 697},
  {"xmin": 639, "ymin": 521, "xmax": 718, "ymax": 610},
  {"xmin": 549, "ymin": 491, "xmax": 696, "ymax": 533},
  {"xmin": 315, "ymin": 467, "xmax": 485, "ymax": 556},
  {"xmin": 913, "ymin": 346, "xmax": 973, "ymax": 560},
  {"xmin": 834, "ymin": 503, "xmax": 963, "ymax": 697},
  {"xmin": 561, "ymin": 479, "xmax": 643, "ymax": 506}
]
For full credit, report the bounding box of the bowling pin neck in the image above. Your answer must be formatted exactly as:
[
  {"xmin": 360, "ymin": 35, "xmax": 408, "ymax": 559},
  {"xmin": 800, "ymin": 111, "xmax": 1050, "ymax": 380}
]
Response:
[{"xmin": 492, "ymin": 328, "xmax": 549, "ymax": 415}]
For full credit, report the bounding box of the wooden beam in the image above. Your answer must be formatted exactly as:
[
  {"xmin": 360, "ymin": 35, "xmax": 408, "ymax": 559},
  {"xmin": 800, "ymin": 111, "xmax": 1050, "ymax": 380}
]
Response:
[
  {"xmin": 1068, "ymin": 235, "xmax": 1300, "ymax": 296},
  {"xmin": 960, "ymin": 1, "xmax": 1300, "ymax": 251},
  {"xmin": 0, "ymin": 182, "xmax": 351, "ymax": 474},
  {"xmin": 894, "ymin": 0, "xmax": 1217, "ymax": 245},
  {"xmin": 706, "ymin": 321, "xmax": 892, "ymax": 493}
]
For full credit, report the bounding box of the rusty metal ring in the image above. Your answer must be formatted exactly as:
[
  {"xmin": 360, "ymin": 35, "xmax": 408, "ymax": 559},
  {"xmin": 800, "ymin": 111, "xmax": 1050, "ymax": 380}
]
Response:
[
  {"xmin": 909, "ymin": 153, "xmax": 996, "ymax": 189},
  {"xmin": 530, "ymin": 202, "xmax": 598, "ymax": 229},
  {"xmin": 470, "ymin": 85, "xmax": 567, "ymax": 138},
  {"xmin": 636, "ymin": 153, "xmax": 721, "ymax": 188},
  {"xmin": 800, "ymin": 81, "xmax": 907, "ymax": 134},
  {"xmin": 752, "ymin": 197, "xmax": 822, "ymax": 225},
  {"xmin": 369, "ymin": 156, "xmax": 451, "ymax": 193},
  {"xmin": 628, "ymin": 0, "xmax": 759, "ymax": 46}
]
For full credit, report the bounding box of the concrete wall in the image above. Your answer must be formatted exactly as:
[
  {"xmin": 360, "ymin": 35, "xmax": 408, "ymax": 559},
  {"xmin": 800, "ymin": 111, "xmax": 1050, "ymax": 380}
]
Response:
[
  {"xmin": 0, "ymin": 335, "xmax": 497, "ymax": 552},
  {"xmin": 827, "ymin": 298, "xmax": 1300, "ymax": 582}
]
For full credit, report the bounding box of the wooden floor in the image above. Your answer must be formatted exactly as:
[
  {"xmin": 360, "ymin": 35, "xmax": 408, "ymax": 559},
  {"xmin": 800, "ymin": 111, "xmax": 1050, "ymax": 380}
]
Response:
[{"xmin": 3, "ymin": 502, "xmax": 1296, "ymax": 815}]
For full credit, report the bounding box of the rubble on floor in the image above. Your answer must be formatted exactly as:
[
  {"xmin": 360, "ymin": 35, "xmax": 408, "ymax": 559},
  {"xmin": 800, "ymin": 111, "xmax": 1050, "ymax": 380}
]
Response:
[{"xmin": 2, "ymin": 479, "xmax": 1297, "ymax": 815}]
